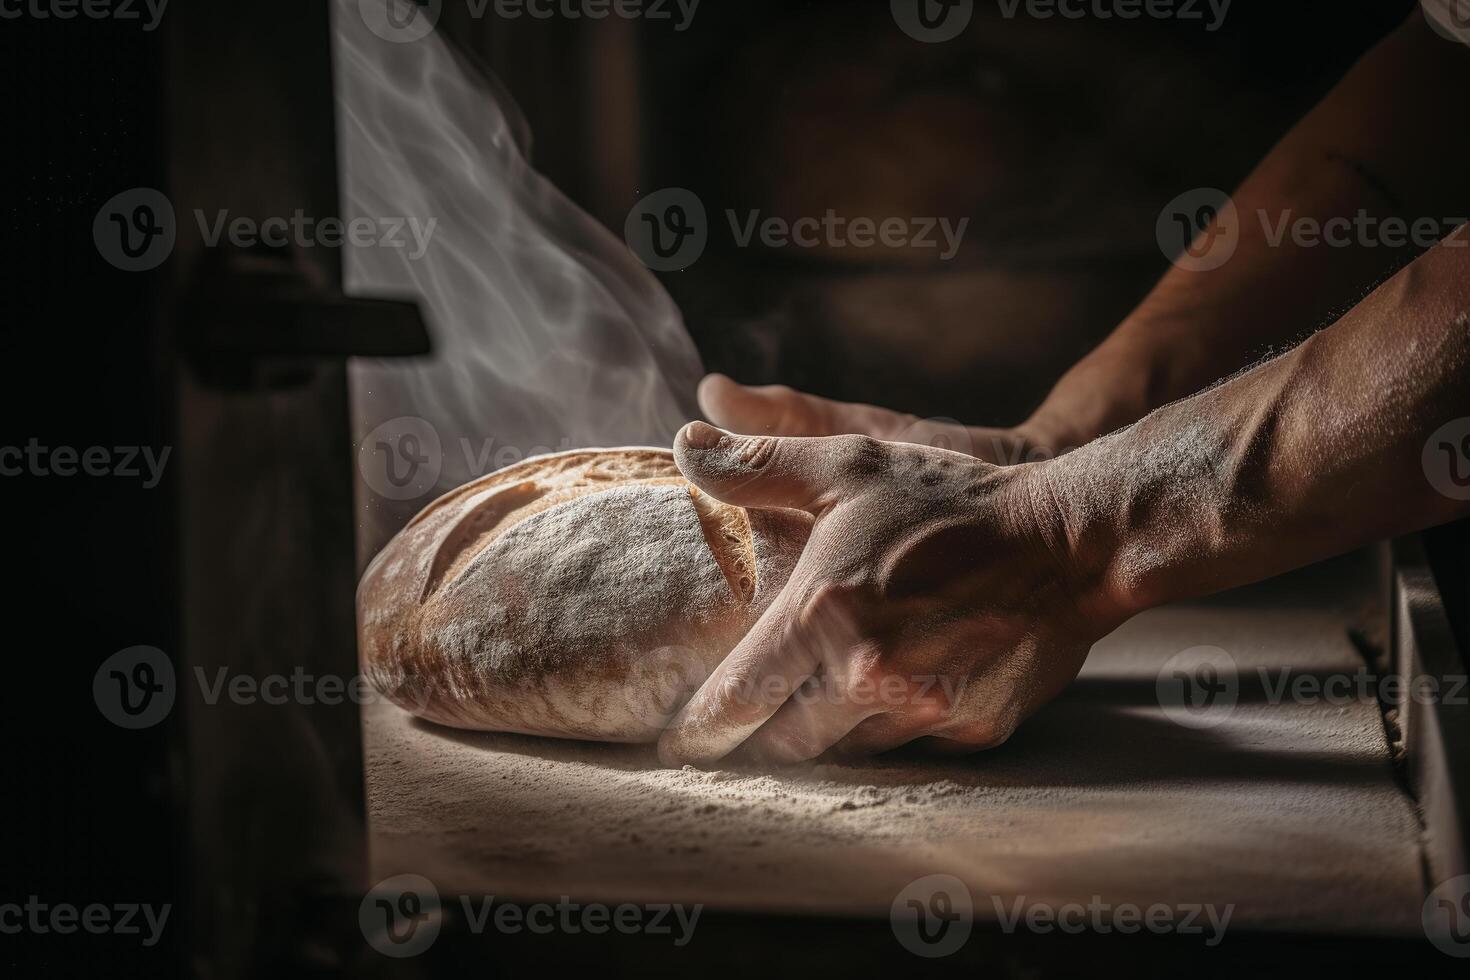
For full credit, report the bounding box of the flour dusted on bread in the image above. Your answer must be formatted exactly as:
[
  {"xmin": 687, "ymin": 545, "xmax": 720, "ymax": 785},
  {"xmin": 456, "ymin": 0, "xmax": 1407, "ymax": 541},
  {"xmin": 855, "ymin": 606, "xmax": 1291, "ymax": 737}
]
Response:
[{"xmin": 357, "ymin": 448, "xmax": 811, "ymax": 741}]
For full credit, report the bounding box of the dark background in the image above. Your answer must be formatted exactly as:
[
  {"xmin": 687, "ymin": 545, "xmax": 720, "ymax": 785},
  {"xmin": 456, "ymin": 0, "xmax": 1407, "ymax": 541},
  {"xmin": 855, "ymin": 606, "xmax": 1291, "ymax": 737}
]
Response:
[
  {"xmin": 444, "ymin": 0, "xmax": 1417, "ymax": 421},
  {"xmin": 3, "ymin": 1, "xmax": 1458, "ymax": 976},
  {"xmin": 2, "ymin": 9, "xmax": 177, "ymax": 980}
]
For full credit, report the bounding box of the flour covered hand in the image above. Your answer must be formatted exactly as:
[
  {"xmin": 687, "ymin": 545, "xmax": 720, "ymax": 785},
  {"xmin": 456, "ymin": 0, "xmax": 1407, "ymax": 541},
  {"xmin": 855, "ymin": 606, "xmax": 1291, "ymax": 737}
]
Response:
[
  {"xmin": 657, "ymin": 421, "xmax": 1121, "ymax": 767},
  {"xmin": 696, "ymin": 373, "xmax": 1053, "ymax": 466},
  {"xmin": 662, "ymin": 226, "xmax": 1470, "ymax": 768}
]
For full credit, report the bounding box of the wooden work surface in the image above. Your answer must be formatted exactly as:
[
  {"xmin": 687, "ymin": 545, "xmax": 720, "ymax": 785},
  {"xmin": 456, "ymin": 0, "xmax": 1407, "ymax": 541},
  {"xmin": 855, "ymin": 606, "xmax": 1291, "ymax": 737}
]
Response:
[{"xmin": 364, "ymin": 551, "xmax": 1426, "ymax": 937}]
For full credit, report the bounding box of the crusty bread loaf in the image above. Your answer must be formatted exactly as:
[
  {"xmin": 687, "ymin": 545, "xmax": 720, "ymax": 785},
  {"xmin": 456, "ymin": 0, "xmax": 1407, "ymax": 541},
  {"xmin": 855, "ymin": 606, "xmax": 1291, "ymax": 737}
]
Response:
[{"xmin": 357, "ymin": 448, "xmax": 811, "ymax": 741}]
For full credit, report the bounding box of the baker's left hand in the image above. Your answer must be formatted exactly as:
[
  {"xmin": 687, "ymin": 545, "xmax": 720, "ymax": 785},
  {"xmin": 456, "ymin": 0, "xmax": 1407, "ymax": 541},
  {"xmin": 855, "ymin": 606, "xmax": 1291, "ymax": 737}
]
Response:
[
  {"xmin": 696, "ymin": 373, "xmax": 1051, "ymax": 465},
  {"xmin": 658, "ymin": 421, "xmax": 1128, "ymax": 767}
]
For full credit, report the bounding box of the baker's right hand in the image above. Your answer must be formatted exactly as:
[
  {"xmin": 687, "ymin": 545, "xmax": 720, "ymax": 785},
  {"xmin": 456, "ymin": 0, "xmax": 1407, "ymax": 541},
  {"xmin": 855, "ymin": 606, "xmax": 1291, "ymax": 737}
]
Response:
[
  {"xmin": 697, "ymin": 373, "xmax": 1050, "ymax": 466},
  {"xmin": 658, "ymin": 421, "xmax": 1129, "ymax": 768}
]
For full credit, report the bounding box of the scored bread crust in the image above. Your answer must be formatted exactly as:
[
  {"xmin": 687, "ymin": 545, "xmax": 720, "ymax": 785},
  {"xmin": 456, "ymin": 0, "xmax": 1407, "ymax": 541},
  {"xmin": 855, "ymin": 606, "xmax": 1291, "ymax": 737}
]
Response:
[{"xmin": 357, "ymin": 448, "xmax": 811, "ymax": 741}]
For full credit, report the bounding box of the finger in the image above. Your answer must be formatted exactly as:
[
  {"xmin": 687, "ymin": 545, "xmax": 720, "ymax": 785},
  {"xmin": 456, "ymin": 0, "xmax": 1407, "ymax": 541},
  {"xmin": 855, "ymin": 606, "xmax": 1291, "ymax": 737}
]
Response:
[
  {"xmin": 698, "ymin": 374, "xmax": 1006, "ymax": 463},
  {"xmin": 699, "ymin": 375, "xmax": 832, "ymax": 436},
  {"xmin": 698, "ymin": 374, "xmax": 909, "ymax": 440},
  {"xmin": 675, "ymin": 421, "xmax": 883, "ymax": 513},
  {"xmin": 822, "ymin": 660, "xmax": 984, "ymax": 759},
  {"xmin": 657, "ymin": 583, "xmax": 823, "ymax": 767},
  {"xmin": 742, "ymin": 672, "xmax": 887, "ymax": 766},
  {"xmin": 825, "ymin": 712, "xmax": 930, "ymax": 759},
  {"xmin": 897, "ymin": 418, "xmax": 979, "ymax": 457}
]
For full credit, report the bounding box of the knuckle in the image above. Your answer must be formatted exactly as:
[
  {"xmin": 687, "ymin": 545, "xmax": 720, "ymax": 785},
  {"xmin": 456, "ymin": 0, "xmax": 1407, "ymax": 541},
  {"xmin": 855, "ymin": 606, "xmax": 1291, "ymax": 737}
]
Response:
[
  {"xmin": 713, "ymin": 660, "xmax": 781, "ymax": 718},
  {"xmin": 836, "ymin": 642, "xmax": 956, "ymax": 717},
  {"xmin": 904, "ymin": 697, "xmax": 950, "ymax": 728},
  {"xmin": 847, "ymin": 653, "xmax": 889, "ymax": 692},
  {"xmin": 750, "ymin": 733, "xmax": 801, "ymax": 765},
  {"xmin": 795, "ymin": 582, "xmax": 860, "ymax": 635},
  {"xmin": 833, "ymin": 433, "xmax": 888, "ymax": 479},
  {"xmin": 734, "ymin": 434, "xmax": 780, "ymax": 472},
  {"xmin": 947, "ymin": 715, "xmax": 1016, "ymax": 750},
  {"xmin": 839, "ymin": 653, "xmax": 895, "ymax": 709}
]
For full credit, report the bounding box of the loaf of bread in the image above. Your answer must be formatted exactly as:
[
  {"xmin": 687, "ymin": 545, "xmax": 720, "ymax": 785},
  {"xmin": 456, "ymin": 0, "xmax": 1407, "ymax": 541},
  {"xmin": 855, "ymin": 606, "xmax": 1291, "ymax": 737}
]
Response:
[{"xmin": 357, "ymin": 448, "xmax": 811, "ymax": 741}]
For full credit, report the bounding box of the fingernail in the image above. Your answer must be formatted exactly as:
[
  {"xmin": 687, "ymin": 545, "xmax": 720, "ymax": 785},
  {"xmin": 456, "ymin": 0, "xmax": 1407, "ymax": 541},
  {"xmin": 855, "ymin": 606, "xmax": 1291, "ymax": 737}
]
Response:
[{"xmin": 682, "ymin": 420, "xmax": 727, "ymax": 450}]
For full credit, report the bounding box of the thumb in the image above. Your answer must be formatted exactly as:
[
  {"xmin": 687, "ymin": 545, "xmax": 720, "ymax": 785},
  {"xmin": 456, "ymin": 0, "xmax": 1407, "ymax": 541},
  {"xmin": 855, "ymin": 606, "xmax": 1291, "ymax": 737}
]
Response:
[
  {"xmin": 674, "ymin": 421, "xmax": 864, "ymax": 514},
  {"xmin": 698, "ymin": 374, "xmax": 830, "ymax": 436}
]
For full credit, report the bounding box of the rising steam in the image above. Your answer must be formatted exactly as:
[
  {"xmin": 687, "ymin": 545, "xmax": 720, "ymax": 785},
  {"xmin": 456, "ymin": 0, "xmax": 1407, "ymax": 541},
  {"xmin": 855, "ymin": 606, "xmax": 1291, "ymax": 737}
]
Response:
[{"xmin": 333, "ymin": 0, "xmax": 703, "ymax": 563}]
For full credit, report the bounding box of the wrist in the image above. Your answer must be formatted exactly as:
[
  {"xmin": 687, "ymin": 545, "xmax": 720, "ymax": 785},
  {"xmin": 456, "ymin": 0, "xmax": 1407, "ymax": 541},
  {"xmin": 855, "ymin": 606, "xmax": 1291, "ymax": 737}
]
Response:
[
  {"xmin": 1022, "ymin": 421, "xmax": 1196, "ymax": 628},
  {"xmin": 1006, "ymin": 450, "xmax": 1142, "ymax": 632}
]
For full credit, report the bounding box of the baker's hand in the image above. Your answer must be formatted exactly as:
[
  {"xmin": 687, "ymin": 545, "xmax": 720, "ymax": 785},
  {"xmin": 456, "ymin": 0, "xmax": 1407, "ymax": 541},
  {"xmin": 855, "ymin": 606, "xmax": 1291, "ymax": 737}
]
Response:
[
  {"xmin": 697, "ymin": 373, "xmax": 1050, "ymax": 466},
  {"xmin": 658, "ymin": 421, "xmax": 1127, "ymax": 767}
]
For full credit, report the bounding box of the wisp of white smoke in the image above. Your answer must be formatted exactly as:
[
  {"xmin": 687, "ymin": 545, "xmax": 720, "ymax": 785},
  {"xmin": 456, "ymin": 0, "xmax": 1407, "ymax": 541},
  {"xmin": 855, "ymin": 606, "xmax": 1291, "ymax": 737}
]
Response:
[{"xmin": 333, "ymin": 0, "xmax": 702, "ymax": 562}]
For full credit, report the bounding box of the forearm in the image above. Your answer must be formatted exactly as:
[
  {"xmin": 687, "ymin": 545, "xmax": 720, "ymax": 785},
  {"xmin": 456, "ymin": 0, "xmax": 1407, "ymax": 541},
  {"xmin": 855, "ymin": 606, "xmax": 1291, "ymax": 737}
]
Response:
[
  {"xmin": 1041, "ymin": 225, "xmax": 1470, "ymax": 621},
  {"xmin": 1025, "ymin": 12, "xmax": 1470, "ymax": 452}
]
